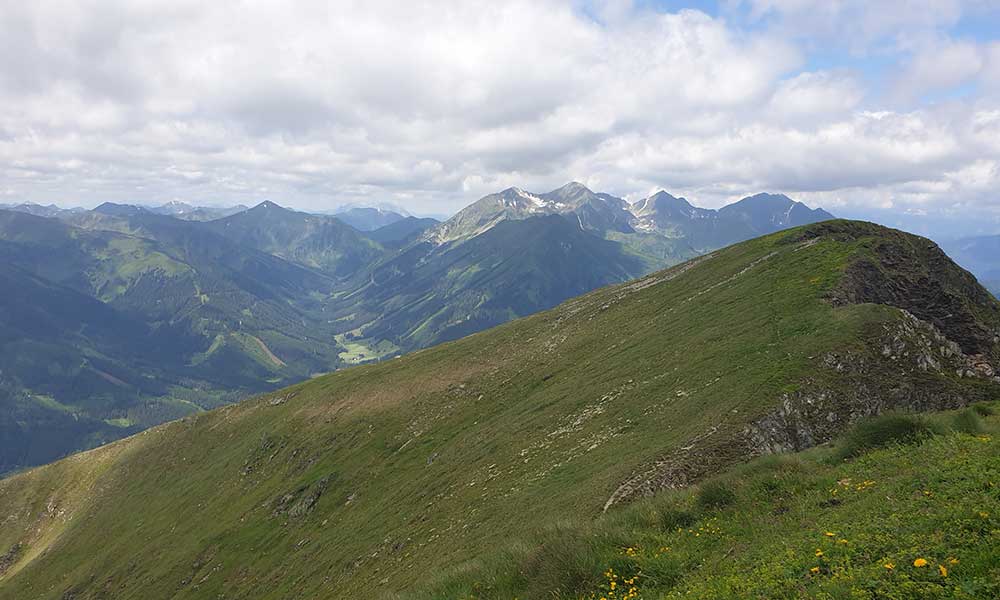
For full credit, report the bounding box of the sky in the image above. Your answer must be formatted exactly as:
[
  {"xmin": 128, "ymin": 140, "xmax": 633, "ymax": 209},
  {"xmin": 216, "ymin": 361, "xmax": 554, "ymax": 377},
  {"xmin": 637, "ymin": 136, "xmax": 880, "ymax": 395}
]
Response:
[{"xmin": 2, "ymin": 0, "xmax": 1000, "ymax": 236}]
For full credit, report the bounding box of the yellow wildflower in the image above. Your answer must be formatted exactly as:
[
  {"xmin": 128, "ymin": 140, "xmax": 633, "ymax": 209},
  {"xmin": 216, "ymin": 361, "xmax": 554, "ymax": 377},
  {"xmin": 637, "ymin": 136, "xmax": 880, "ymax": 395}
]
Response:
[
  {"xmin": 948, "ymin": 557, "xmax": 959, "ymax": 565},
  {"xmin": 815, "ymin": 549, "xmax": 824, "ymax": 557},
  {"xmin": 913, "ymin": 558, "xmax": 929, "ymax": 568},
  {"xmin": 810, "ymin": 566, "xmax": 820, "ymax": 574},
  {"xmin": 939, "ymin": 564, "xmax": 948, "ymax": 577},
  {"xmin": 884, "ymin": 562, "xmax": 895, "ymax": 570},
  {"xmin": 824, "ymin": 532, "xmax": 835, "ymax": 537}
]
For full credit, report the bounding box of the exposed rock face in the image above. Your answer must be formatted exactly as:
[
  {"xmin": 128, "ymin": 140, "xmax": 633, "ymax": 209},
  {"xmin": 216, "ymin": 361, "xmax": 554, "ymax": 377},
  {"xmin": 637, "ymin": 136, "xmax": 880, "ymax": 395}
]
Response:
[
  {"xmin": 753, "ymin": 220, "xmax": 1000, "ymax": 456},
  {"xmin": 272, "ymin": 475, "xmax": 334, "ymax": 518},
  {"xmin": 605, "ymin": 311, "xmax": 999, "ymax": 510},
  {"xmin": 790, "ymin": 220, "xmax": 1000, "ymax": 357},
  {"xmin": 745, "ymin": 311, "xmax": 998, "ymax": 456},
  {"xmin": 748, "ymin": 221, "xmax": 1000, "ymax": 457},
  {"xmin": 602, "ymin": 426, "xmax": 732, "ymax": 511},
  {"xmin": 0, "ymin": 542, "xmax": 21, "ymax": 577}
]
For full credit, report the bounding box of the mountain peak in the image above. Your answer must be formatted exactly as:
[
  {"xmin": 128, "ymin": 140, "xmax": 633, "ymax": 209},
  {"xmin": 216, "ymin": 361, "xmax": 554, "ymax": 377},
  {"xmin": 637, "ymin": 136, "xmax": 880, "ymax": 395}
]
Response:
[
  {"xmin": 720, "ymin": 193, "xmax": 834, "ymax": 229},
  {"xmin": 736, "ymin": 192, "xmax": 794, "ymax": 206},
  {"xmin": 633, "ymin": 190, "xmax": 698, "ymax": 218},
  {"xmin": 249, "ymin": 200, "xmax": 290, "ymax": 213},
  {"xmin": 332, "ymin": 205, "xmax": 408, "ymax": 231},
  {"xmin": 727, "ymin": 192, "xmax": 832, "ymax": 217},
  {"xmin": 649, "ymin": 190, "xmax": 687, "ymax": 205},
  {"xmin": 557, "ymin": 181, "xmax": 591, "ymax": 193},
  {"xmin": 494, "ymin": 187, "xmax": 546, "ymax": 207},
  {"xmin": 542, "ymin": 181, "xmax": 599, "ymax": 205}
]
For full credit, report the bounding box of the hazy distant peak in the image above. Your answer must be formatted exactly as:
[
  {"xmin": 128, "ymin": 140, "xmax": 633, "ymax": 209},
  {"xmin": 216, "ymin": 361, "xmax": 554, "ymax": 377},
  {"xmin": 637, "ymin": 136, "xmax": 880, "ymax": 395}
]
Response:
[
  {"xmin": 159, "ymin": 200, "xmax": 194, "ymax": 208},
  {"xmin": 333, "ymin": 205, "xmax": 408, "ymax": 231},
  {"xmin": 334, "ymin": 201, "xmax": 411, "ymax": 218},
  {"xmin": 723, "ymin": 193, "xmax": 830, "ymax": 215},
  {"xmin": 249, "ymin": 200, "xmax": 289, "ymax": 212},
  {"xmin": 549, "ymin": 181, "xmax": 593, "ymax": 195},
  {"xmin": 541, "ymin": 182, "xmax": 604, "ymax": 207},
  {"xmin": 94, "ymin": 202, "xmax": 149, "ymax": 217},
  {"xmin": 633, "ymin": 191, "xmax": 692, "ymax": 212},
  {"xmin": 727, "ymin": 192, "xmax": 795, "ymax": 207}
]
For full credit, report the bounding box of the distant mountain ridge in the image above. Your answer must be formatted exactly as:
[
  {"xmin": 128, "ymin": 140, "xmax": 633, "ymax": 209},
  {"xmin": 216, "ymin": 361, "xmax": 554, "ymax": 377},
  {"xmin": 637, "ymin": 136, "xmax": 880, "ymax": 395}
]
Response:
[
  {"xmin": 333, "ymin": 206, "xmax": 409, "ymax": 231},
  {"xmin": 366, "ymin": 216, "xmax": 441, "ymax": 248},
  {"xmin": 424, "ymin": 182, "xmax": 833, "ymax": 250},
  {"xmin": 149, "ymin": 201, "xmax": 249, "ymax": 221},
  {"xmin": 0, "ymin": 202, "xmax": 87, "ymax": 219},
  {"xmin": 204, "ymin": 201, "xmax": 383, "ymax": 277}
]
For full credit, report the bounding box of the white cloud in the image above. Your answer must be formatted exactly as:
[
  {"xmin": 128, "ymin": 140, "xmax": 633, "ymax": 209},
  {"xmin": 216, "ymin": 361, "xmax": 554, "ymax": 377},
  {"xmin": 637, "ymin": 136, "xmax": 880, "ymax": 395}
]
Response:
[
  {"xmin": 767, "ymin": 71, "xmax": 864, "ymax": 123},
  {"xmin": 0, "ymin": 0, "xmax": 998, "ymax": 227},
  {"xmin": 981, "ymin": 41, "xmax": 1000, "ymax": 91},
  {"xmin": 891, "ymin": 39, "xmax": 984, "ymax": 103}
]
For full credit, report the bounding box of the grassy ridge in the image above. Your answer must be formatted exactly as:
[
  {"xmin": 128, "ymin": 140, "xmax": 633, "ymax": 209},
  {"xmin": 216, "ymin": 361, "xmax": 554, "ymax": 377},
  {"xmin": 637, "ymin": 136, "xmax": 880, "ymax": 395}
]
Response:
[{"xmin": 0, "ymin": 221, "xmax": 997, "ymax": 598}]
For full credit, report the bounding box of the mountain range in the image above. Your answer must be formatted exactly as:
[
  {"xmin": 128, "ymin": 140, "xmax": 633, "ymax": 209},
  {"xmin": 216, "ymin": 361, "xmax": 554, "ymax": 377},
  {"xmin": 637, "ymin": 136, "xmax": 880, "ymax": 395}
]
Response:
[
  {"xmin": 326, "ymin": 183, "xmax": 835, "ymax": 351},
  {"xmin": 0, "ymin": 201, "xmax": 249, "ymax": 222},
  {"xmin": 0, "ymin": 220, "xmax": 996, "ymax": 598},
  {"xmin": 0, "ymin": 202, "xmax": 87, "ymax": 219},
  {"xmin": 148, "ymin": 201, "xmax": 250, "ymax": 221},
  {"xmin": 203, "ymin": 201, "xmax": 384, "ymax": 278},
  {"xmin": 0, "ymin": 183, "xmax": 834, "ymax": 471}
]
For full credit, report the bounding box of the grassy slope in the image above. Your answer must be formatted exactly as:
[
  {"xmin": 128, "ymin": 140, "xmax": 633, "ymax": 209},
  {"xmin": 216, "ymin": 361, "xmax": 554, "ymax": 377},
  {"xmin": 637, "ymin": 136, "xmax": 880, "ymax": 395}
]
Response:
[
  {"xmin": 0, "ymin": 221, "xmax": 997, "ymax": 599},
  {"xmin": 415, "ymin": 406, "xmax": 1000, "ymax": 599}
]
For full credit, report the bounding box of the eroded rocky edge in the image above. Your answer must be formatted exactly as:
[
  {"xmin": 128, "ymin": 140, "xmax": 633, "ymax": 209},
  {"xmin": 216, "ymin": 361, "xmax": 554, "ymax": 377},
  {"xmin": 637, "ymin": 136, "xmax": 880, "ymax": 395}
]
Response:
[
  {"xmin": 793, "ymin": 220, "xmax": 1000, "ymax": 359},
  {"xmin": 604, "ymin": 225, "xmax": 1000, "ymax": 511}
]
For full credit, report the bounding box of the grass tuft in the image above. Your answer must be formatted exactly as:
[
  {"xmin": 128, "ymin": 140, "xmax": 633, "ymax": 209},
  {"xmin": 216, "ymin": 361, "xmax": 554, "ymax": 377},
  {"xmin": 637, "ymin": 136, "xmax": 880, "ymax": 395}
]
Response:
[
  {"xmin": 971, "ymin": 402, "xmax": 995, "ymax": 417},
  {"xmin": 695, "ymin": 480, "xmax": 737, "ymax": 510},
  {"xmin": 514, "ymin": 524, "xmax": 603, "ymax": 599},
  {"xmin": 658, "ymin": 507, "xmax": 697, "ymax": 532},
  {"xmin": 835, "ymin": 413, "xmax": 938, "ymax": 459},
  {"xmin": 950, "ymin": 407, "xmax": 985, "ymax": 434}
]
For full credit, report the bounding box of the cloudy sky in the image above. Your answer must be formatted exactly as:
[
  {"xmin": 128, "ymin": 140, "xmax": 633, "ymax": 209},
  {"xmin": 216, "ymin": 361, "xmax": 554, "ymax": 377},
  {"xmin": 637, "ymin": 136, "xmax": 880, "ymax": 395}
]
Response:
[{"xmin": 2, "ymin": 0, "xmax": 1000, "ymax": 235}]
